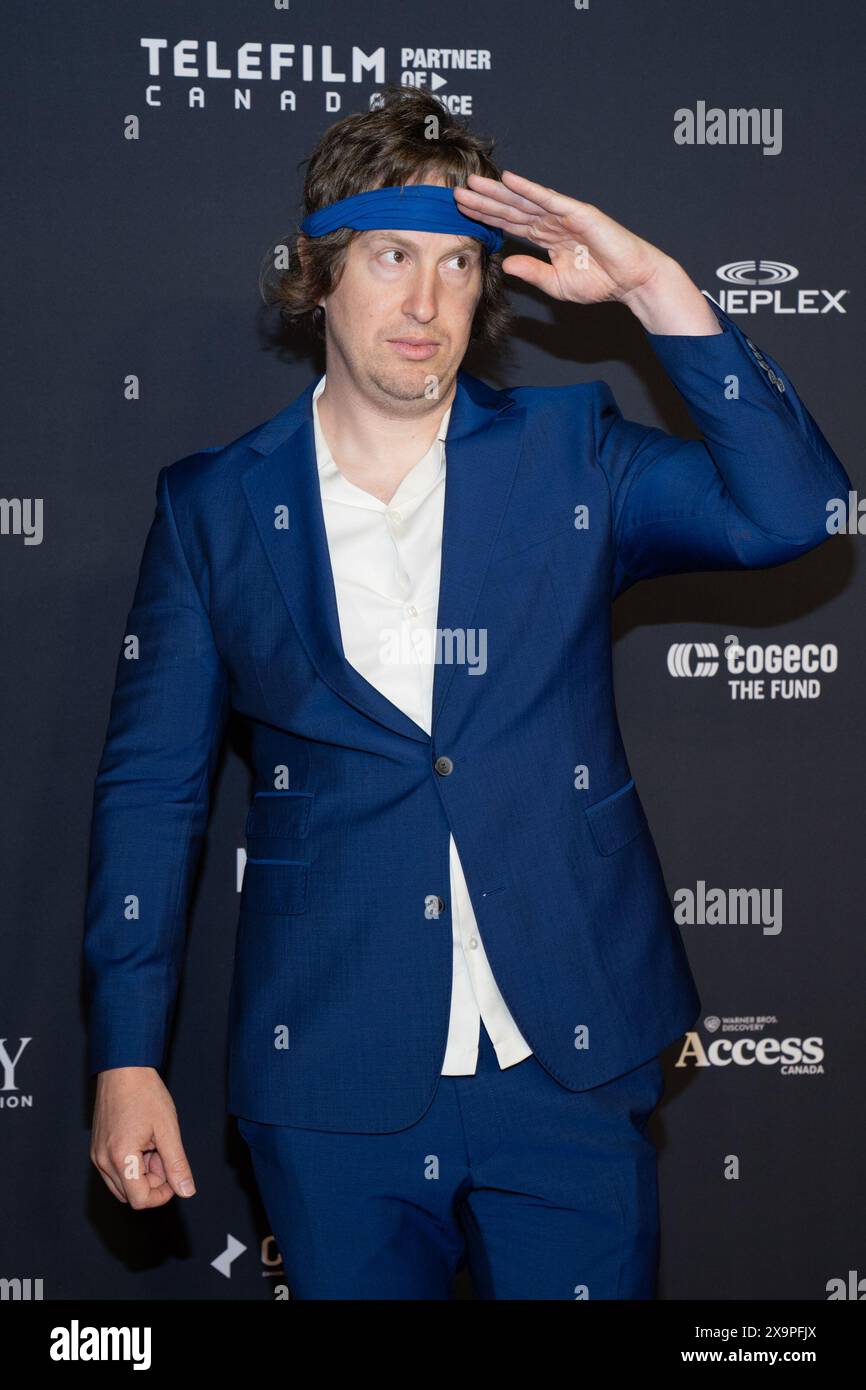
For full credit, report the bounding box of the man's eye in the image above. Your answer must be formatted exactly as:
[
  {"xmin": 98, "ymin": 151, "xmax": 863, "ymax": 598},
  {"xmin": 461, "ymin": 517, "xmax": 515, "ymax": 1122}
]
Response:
[{"xmin": 379, "ymin": 250, "xmax": 473, "ymax": 269}]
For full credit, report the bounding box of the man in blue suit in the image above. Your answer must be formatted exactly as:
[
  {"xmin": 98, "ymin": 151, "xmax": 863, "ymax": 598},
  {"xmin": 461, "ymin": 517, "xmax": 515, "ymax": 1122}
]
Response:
[{"xmin": 85, "ymin": 89, "xmax": 850, "ymax": 1299}]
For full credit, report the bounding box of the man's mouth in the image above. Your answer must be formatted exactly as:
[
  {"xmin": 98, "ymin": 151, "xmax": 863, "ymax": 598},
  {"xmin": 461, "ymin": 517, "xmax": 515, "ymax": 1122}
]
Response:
[{"xmin": 387, "ymin": 338, "xmax": 440, "ymax": 359}]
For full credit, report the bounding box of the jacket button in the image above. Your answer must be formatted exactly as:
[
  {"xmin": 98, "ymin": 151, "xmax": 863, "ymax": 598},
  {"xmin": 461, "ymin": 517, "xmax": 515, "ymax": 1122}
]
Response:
[{"xmin": 434, "ymin": 755, "xmax": 454, "ymax": 775}]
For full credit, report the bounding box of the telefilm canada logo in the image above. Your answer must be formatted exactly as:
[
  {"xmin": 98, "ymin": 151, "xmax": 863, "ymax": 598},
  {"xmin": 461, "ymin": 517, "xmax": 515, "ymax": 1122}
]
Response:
[
  {"xmin": 675, "ymin": 1017, "xmax": 825, "ymax": 1077},
  {"xmin": 708, "ymin": 260, "xmax": 848, "ymax": 317},
  {"xmin": 138, "ymin": 38, "xmax": 492, "ymax": 115},
  {"xmin": 666, "ymin": 634, "xmax": 838, "ymax": 701}
]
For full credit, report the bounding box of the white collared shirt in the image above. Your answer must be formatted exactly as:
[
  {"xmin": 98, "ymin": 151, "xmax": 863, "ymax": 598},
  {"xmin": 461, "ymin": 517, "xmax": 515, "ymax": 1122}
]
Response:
[{"xmin": 311, "ymin": 373, "xmax": 533, "ymax": 1073}]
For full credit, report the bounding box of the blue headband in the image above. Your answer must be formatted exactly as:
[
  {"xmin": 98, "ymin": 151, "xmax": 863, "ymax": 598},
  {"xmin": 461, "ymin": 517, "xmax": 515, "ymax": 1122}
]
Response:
[{"xmin": 299, "ymin": 183, "xmax": 505, "ymax": 254}]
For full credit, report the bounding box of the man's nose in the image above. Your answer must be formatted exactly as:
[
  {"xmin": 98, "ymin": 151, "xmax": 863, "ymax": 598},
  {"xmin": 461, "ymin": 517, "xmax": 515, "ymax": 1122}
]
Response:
[{"xmin": 402, "ymin": 266, "xmax": 439, "ymax": 322}]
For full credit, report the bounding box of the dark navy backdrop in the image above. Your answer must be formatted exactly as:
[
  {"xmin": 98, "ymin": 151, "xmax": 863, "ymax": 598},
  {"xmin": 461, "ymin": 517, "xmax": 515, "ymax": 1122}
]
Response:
[{"xmin": 1, "ymin": 0, "xmax": 863, "ymax": 1300}]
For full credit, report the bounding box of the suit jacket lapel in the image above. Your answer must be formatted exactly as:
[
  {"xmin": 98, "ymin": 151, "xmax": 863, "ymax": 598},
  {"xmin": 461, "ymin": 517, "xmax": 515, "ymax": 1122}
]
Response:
[
  {"xmin": 430, "ymin": 390, "xmax": 525, "ymax": 731},
  {"xmin": 240, "ymin": 369, "xmax": 526, "ymax": 742}
]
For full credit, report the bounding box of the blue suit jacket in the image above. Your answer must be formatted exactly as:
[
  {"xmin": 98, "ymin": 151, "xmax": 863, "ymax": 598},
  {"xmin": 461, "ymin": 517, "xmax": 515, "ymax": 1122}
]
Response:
[{"xmin": 83, "ymin": 296, "xmax": 851, "ymax": 1131}]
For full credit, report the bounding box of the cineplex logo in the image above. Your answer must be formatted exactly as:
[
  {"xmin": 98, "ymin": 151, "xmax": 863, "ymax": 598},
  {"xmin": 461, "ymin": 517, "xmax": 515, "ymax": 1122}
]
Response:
[
  {"xmin": 709, "ymin": 260, "xmax": 848, "ymax": 316},
  {"xmin": 667, "ymin": 636, "xmax": 838, "ymax": 700},
  {"xmin": 675, "ymin": 1030, "xmax": 825, "ymax": 1076}
]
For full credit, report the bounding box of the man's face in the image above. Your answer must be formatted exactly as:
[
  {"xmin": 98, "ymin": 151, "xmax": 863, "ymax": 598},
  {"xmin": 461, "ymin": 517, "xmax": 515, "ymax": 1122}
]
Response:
[{"xmin": 316, "ymin": 192, "xmax": 484, "ymax": 405}]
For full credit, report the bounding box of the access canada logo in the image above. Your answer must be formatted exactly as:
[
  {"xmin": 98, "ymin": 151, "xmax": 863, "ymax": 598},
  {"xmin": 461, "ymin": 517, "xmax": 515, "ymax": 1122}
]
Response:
[
  {"xmin": 667, "ymin": 634, "xmax": 838, "ymax": 701},
  {"xmin": 708, "ymin": 261, "xmax": 848, "ymax": 316},
  {"xmin": 675, "ymin": 1016, "xmax": 825, "ymax": 1077}
]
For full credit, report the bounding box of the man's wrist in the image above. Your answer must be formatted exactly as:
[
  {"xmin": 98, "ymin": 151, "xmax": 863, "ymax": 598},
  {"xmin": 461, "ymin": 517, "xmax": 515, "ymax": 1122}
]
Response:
[
  {"xmin": 96, "ymin": 1065, "xmax": 159, "ymax": 1080},
  {"xmin": 619, "ymin": 257, "xmax": 723, "ymax": 336}
]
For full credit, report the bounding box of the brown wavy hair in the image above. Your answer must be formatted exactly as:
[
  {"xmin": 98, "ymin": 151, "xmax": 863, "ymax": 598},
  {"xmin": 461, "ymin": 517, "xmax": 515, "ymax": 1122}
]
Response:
[{"xmin": 260, "ymin": 83, "xmax": 514, "ymax": 349}]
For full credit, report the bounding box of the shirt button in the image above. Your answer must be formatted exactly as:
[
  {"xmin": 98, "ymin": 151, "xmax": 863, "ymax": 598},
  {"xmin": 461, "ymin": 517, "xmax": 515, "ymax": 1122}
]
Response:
[
  {"xmin": 434, "ymin": 755, "xmax": 454, "ymax": 775},
  {"xmin": 468, "ymin": 937, "xmax": 478, "ymax": 950},
  {"xmin": 406, "ymin": 604, "xmax": 418, "ymax": 618},
  {"xmin": 386, "ymin": 509, "xmax": 403, "ymax": 526}
]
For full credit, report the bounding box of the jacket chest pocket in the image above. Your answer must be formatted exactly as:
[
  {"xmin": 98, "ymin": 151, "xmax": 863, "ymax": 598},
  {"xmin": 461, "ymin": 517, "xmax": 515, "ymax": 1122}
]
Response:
[
  {"xmin": 583, "ymin": 778, "xmax": 649, "ymax": 856},
  {"xmin": 242, "ymin": 791, "xmax": 313, "ymax": 915}
]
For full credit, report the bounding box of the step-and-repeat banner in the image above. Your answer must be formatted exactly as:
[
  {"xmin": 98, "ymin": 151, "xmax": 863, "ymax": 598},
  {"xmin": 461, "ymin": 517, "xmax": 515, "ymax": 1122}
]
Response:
[{"xmin": 2, "ymin": 0, "xmax": 862, "ymax": 1302}]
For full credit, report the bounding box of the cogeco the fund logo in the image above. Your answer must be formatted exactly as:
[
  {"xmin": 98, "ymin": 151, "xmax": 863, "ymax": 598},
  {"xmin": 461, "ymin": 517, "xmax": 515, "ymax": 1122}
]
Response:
[{"xmin": 667, "ymin": 634, "xmax": 838, "ymax": 701}]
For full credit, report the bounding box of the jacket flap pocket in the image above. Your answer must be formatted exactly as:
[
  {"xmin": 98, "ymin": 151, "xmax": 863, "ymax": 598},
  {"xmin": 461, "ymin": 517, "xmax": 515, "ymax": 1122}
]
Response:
[
  {"xmin": 245, "ymin": 791, "xmax": 313, "ymax": 840},
  {"xmin": 241, "ymin": 858, "xmax": 309, "ymax": 915},
  {"xmin": 584, "ymin": 778, "xmax": 647, "ymax": 856}
]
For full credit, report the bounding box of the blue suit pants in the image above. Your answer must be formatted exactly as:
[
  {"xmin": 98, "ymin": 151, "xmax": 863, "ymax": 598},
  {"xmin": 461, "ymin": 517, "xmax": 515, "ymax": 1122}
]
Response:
[{"xmin": 237, "ymin": 1023, "xmax": 665, "ymax": 1300}]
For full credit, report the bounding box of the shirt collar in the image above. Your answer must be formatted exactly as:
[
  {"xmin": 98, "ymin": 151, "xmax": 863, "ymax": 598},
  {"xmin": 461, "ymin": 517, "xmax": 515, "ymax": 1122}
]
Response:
[{"xmin": 312, "ymin": 373, "xmax": 452, "ymax": 509}]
